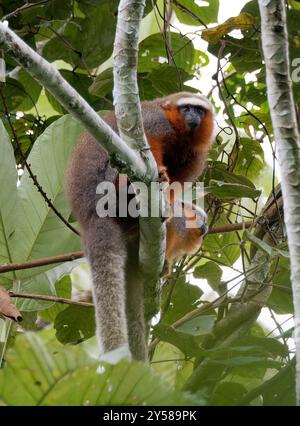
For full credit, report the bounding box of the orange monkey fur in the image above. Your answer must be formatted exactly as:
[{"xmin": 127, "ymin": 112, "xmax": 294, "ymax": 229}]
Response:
[
  {"xmin": 65, "ymin": 92, "xmax": 214, "ymax": 359},
  {"xmin": 163, "ymin": 202, "xmax": 208, "ymax": 276}
]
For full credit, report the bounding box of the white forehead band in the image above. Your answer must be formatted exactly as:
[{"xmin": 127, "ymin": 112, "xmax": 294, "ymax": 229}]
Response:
[{"xmin": 176, "ymin": 95, "xmax": 214, "ymax": 113}]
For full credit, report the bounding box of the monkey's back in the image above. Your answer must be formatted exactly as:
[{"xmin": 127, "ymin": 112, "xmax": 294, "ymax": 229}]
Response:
[{"xmin": 65, "ymin": 134, "xmax": 116, "ymax": 230}]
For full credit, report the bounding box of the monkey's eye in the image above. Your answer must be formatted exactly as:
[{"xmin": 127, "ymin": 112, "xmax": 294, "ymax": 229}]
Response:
[
  {"xmin": 180, "ymin": 105, "xmax": 190, "ymax": 113},
  {"xmin": 195, "ymin": 106, "xmax": 206, "ymax": 115}
]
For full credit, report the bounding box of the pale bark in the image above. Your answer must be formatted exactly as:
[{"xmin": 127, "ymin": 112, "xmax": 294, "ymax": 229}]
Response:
[
  {"xmin": 112, "ymin": 0, "xmax": 166, "ymax": 328},
  {"xmin": 0, "ymin": 22, "xmax": 147, "ymax": 181},
  {"xmin": 0, "ymin": 4, "xmax": 166, "ymax": 362},
  {"xmin": 258, "ymin": 0, "xmax": 300, "ymax": 404}
]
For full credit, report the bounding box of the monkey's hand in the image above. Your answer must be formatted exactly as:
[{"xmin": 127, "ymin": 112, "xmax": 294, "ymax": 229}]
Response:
[{"xmin": 158, "ymin": 166, "xmax": 170, "ymax": 185}]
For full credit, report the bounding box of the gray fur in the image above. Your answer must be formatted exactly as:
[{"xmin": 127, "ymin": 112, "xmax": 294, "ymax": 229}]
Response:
[
  {"xmin": 86, "ymin": 215, "xmax": 129, "ymax": 353},
  {"xmin": 65, "ymin": 134, "xmax": 130, "ymax": 354}
]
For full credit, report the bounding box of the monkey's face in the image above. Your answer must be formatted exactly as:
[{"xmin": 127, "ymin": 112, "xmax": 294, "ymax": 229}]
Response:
[
  {"xmin": 178, "ymin": 104, "xmax": 206, "ymax": 131},
  {"xmin": 162, "ymin": 93, "xmax": 215, "ymax": 135},
  {"xmin": 176, "ymin": 94, "xmax": 214, "ymax": 133}
]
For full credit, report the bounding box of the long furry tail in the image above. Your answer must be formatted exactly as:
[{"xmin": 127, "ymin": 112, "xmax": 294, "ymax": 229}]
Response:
[
  {"xmin": 85, "ymin": 215, "xmax": 130, "ymax": 354},
  {"xmin": 65, "ymin": 136, "xmax": 131, "ymax": 355},
  {"xmin": 125, "ymin": 242, "xmax": 148, "ymax": 361}
]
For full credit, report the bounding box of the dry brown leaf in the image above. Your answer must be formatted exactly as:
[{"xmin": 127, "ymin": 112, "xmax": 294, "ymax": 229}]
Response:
[{"xmin": 0, "ymin": 287, "xmax": 22, "ymax": 322}]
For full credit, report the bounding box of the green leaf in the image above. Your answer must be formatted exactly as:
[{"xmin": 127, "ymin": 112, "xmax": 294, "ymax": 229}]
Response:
[
  {"xmin": 244, "ymin": 231, "xmax": 289, "ymax": 260},
  {"xmin": 42, "ymin": 362, "xmax": 198, "ymax": 406},
  {"xmin": 261, "ymin": 361, "xmax": 296, "ymax": 406},
  {"xmin": 0, "ymin": 78, "xmax": 28, "ymax": 111},
  {"xmin": 151, "ymin": 342, "xmax": 195, "ymax": 391},
  {"xmin": 19, "ymin": 311, "xmax": 38, "ymax": 331},
  {"xmin": 54, "ymin": 305, "xmax": 95, "ymax": 344},
  {"xmin": 43, "ymin": 4, "xmax": 116, "ymax": 69},
  {"xmin": 11, "ymin": 115, "xmax": 82, "ymax": 281},
  {"xmin": 268, "ymin": 255, "xmax": 293, "ymax": 314},
  {"xmin": 236, "ymin": 336, "xmax": 289, "ymax": 358},
  {"xmin": 45, "ymin": 90, "xmax": 66, "ymax": 115},
  {"xmin": 148, "ymin": 65, "xmax": 193, "ymax": 95},
  {"xmin": 290, "ymin": 0, "xmax": 300, "ymax": 10},
  {"xmin": 234, "ymin": 138, "xmax": 265, "ymax": 180},
  {"xmin": 194, "ymin": 261, "xmax": 223, "ymax": 290},
  {"xmin": 207, "ymin": 162, "xmax": 258, "ymax": 188},
  {"xmin": 207, "ymin": 180, "xmax": 261, "ymax": 199},
  {"xmin": 161, "ymin": 277, "xmax": 203, "ymax": 324},
  {"xmin": 210, "ymin": 382, "xmax": 247, "ymax": 406},
  {"xmin": 208, "ymin": 357, "xmax": 282, "ymax": 369},
  {"xmin": 174, "ymin": 0, "xmax": 219, "ymax": 26},
  {"xmin": 202, "ymin": 13, "xmax": 255, "ymax": 44},
  {"xmin": 0, "ymin": 119, "xmax": 18, "ymax": 283},
  {"xmin": 0, "ymin": 332, "xmax": 96, "ymax": 406},
  {"xmin": 0, "ymin": 331, "xmax": 198, "ymax": 406},
  {"xmin": 177, "ymin": 316, "xmax": 215, "ymax": 336},
  {"xmin": 89, "ymin": 67, "xmax": 113, "ymax": 98},
  {"xmin": 39, "ymin": 276, "xmax": 72, "ymax": 321},
  {"xmin": 202, "ymin": 215, "xmax": 240, "ymax": 266},
  {"xmin": 239, "ymin": 360, "xmax": 296, "ymax": 406},
  {"xmin": 244, "ymin": 230, "xmax": 274, "ymax": 257},
  {"xmin": 202, "ymin": 336, "xmax": 288, "ymax": 359},
  {"xmin": 77, "ymin": 4, "xmax": 116, "ymax": 68},
  {"xmin": 42, "ymin": 21, "xmax": 81, "ymax": 67},
  {"xmin": 16, "ymin": 69, "xmax": 42, "ymax": 112},
  {"xmin": 153, "ymin": 324, "xmax": 200, "ymax": 356},
  {"xmin": 138, "ymin": 32, "xmax": 195, "ymax": 73}
]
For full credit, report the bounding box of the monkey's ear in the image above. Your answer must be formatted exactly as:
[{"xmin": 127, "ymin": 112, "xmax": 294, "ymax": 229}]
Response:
[{"xmin": 161, "ymin": 101, "xmax": 172, "ymax": 111}]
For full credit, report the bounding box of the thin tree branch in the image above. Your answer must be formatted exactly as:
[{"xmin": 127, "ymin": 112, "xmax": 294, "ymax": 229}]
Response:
[
  {"xmin": 1, "ymin": 0, "xmax": 50, "ymax": 21},
  {"xmin": 0, "ymin": 251, "xmax": 84, "ymax": 273},
  {"xmin": 208, "ymin": 221, "xmax": 252, "ymax": 234},
  {"xmin": 0, "ymin": 222, "xmax": 254, "ymax": 274},
  {"xmin": 8, "ymin": 291, "xmax": 93, "ymax": 308},
  {"xmin": 0, "ymin": 21, "xmax": 148, "ymax": 182},
  {"xmin": 173, "ymin": 0, "xmax": 208, "ymax": 28},
  {"xmin": 213, "ymin": 40, "xmax": 241, "ymax": 171},
  {"xmin": 113, "ymin": 0, "xmax": 166, "ymax": 332}
]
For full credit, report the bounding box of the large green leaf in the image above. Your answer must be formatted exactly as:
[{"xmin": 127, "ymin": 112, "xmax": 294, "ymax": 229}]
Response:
[
  {"xmin": 0, "ymin": 332, "xmax": 95, "ymax": 406},
  {"xmin": 138, "ymin": 32, "xmax": 195, "ymax": 73},
  {"xmin": 153, "ymin": 324, "xmax": 201, "ymax": 356},
  {"xmin": 210, "ymin": 382, "xmax": 247, "ymax": 406},
  {"xmin": 43, "ymin": 4, "xmax": 116, "ymax": 69},
  {"xmin": 11, "ymin": 115, "xmax": 82, "ymax": 280},
  {"xmin": 39, "ymin": 276, "xmax": 72, "ymax": 321},
  {"xmin": 174, "ymin": 0, "xmax": 219, "ymax": 26},
  {"xmin": 0, "ymin": 332, "xmax": 197, "ymax": 406},
  {"xmin": 207, "ymin": 180, "xmax": 261, "ymax": 199},
  {"xmin": 202, "ymin": 215, "xmax": 241, "ymax": 266},
  {"xmin": 54, "ymin": 304, "xmax": 96, "ymax": 344},
  {"xmin": 16, "ymin": 69, "xmax": 42, "ymax": 112},
  {"xmin": 161, "ymin": 277, "xmax": 203, "ymax": 324},
  {"xmin": 194, "ymin": 261, "xmax": 223, "ymax": 291},
  {"xmin": 234, "ymin": 138, "xmax": 265, "ymax": 180},
  {"xmin": 0, "ymin": 78, "xmax": 28, "ymax": 112},
  {"xmin": 268, "ymin": 255, "xmax": 293, "ymax": 314},
  {"xmin": 0, "ymin": 120, "xmax": 18, "ymax": 282},
  {"xmin": 42, "ymin": 362, "xmax": 197, "ymax": 406},
  {"xmin": 148, "ymin": 65, "xmax": 193, "ymax": 95}
]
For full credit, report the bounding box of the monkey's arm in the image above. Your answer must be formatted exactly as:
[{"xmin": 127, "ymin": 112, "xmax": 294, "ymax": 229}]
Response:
[{"xmin": 163, "ymin": 202, "xmax": 208, "ymax": 276}]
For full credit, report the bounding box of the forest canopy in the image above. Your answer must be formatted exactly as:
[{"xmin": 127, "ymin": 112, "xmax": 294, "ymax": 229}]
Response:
[{"xmin": 0, "ymin": 0, "xmax": 299, "ymax": 407}]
